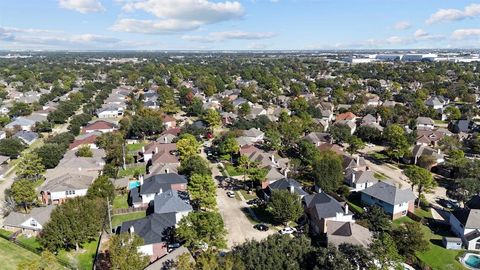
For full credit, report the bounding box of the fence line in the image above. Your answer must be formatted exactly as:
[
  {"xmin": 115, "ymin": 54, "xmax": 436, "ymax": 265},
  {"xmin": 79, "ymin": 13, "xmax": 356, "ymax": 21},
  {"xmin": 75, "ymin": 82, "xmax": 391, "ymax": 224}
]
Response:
[{"xmin": 112, "ymin": 206, "xmax": 147, "ymax": 215}]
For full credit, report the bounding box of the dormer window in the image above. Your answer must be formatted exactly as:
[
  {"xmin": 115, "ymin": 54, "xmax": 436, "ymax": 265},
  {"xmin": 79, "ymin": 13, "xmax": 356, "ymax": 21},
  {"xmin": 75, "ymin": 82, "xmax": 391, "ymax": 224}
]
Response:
[{"xmin": 30, "ymin": 219, "xmax": 37, "ymax": 227}]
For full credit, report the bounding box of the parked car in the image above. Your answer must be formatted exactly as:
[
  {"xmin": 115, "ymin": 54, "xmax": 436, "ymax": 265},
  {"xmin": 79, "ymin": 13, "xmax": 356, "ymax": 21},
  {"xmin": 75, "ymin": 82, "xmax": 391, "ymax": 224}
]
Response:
[
  {"xmin": 254, "ymin": 223, "xmax": 269, "ymax": 231},
  {"xmin": 226, "ymin": 191, "xmax": 235, "ymax": 198},
  {"xmin": 279, "ymin": 227, "xmax": 297, "ymax": 235}
]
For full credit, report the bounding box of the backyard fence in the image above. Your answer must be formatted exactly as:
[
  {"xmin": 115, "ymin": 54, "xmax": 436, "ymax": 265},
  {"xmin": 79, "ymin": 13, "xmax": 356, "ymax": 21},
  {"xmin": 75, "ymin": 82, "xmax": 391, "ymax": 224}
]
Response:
[{"xmin": 112, "ymin": 206, "xmax": 148, "ymax": 215}]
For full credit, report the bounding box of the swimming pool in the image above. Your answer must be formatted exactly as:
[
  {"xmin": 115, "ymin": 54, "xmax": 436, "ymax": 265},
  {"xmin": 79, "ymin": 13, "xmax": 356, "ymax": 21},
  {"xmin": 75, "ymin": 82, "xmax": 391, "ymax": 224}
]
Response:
[
  {"xmin": 128, "ymin": 181, "xmax": 140, "ymax": 190},
  {"xmin": 462, "ymin": 253, "xmax": 480, "ymax": 269}
]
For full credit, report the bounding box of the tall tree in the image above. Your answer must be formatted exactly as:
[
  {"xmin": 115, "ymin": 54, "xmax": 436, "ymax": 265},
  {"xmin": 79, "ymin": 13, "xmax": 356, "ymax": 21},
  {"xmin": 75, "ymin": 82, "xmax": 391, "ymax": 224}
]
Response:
[
  {"xmin": 109, "ymin": 233, "xmax": 149, "ymax": 270},
  {"xmin": 87, "ymin": 175, "xmax": 115, "ymax": 201},
  {"xmin": 0, "ymin": 138, "xmax": 25, "ymax": 158},
  {"xmin": 312, "ymin": 151, "xmax": 343, "ymax": 192},
  {"xmin": 34, "ymin": 143, "xmax": 66, "ymax": 169},
  {"xmin": 405, "ymin": 165, "xmax": 436, "ymax": 207},
  {"xmin": 176, "ymin": 134, "xmax": 201, "ymax": 160},
  {"xmin": 188, "ymin": 173, "xmax": 217, "ymax": 210},
  {"xmin": 392, "ymin": 222, "xmax": 428, "ymax": 260},
  {"xmin": 10, "ymin": 179, "xmax": 37, "ymax": 213},
  {"xmin": 178, "ymin": 155, "xmax": 212, "ymax": 178},
  {"xmin": 267, "ymin": 189, "xmax": 304, "ymax": 225},
  {"xmin": 369, "ymin": 233, "xmax": 401, "ymax": 270},
  {"xmin": 16, "ymin": 152, "xmax": 45, "ymax": 181},
  {"xmin": 383, "ymin": 124, "xmax": 410, "ymax": 162},
  {"xmin": 203, "ymin": 109, "xmax": 222, "ymax": 129},
  {"xmin": 176, "ymin": 211, "xmax": 227, "ymax": 250}
]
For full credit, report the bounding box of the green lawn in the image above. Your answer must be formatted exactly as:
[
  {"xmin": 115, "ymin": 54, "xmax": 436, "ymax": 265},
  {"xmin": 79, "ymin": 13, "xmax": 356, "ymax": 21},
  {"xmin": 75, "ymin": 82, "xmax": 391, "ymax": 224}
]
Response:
[
  {"xmin": 374, "ymin": 171, "xmax": 389, "ymax": 180},
  {"xmin": 0, "ymin": 229, "xmax": 13, "ymax": 238},
  {"xmin": 17, "ymin": 235, "xmax": 42, "ymax": 252},
  {"xmin": 57, "ymin": 239, "xmax": 98, "ymax": 270},
  {"xmin": 127, "ymin": 143, "xmax": 146, "ymax": 152},
  {"xmin": 394, "ymin": 217, "xmax": 465, "ymax": 270},
  {"xmin": 238, "ymin": 190, "xmax": 257, "ymax": 200},
  {"xmin": 224, "ymin": 164, "xmax": 242, "ymax": 177},
  {"xmin": 414, "ymin": 207, "xmax": 433, "ymax": 219},
  {"xmin": 112, "ymin": 194, "xmax": 129, "ymax": 209},
  {"xmin": 118, "ymin": 165, "xmax": 146, "ymax": 177},
  {"xmin": 0, "ymin": 237, "xmax": 39, "ymax": 270},
  {"xmin": 111, "ymin": 212, "xmax": 146, "ymax": 228}
]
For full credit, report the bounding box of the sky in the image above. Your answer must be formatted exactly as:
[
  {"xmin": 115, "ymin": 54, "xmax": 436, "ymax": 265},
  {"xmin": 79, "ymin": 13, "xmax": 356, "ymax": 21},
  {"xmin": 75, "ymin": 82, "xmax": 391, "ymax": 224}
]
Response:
[{"xmin": 0, "ymin": 0, "xmax": 480, "ymax": 51}]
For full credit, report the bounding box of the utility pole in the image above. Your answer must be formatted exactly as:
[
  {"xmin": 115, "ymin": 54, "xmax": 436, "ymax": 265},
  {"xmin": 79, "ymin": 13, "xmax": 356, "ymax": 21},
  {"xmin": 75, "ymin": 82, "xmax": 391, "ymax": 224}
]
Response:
[
  {"xmin": 107, "ymin": 197, "xmax": 113, "ymax": 234},
  {"xmin": 122, "ymin": 143, "xmax": 126, "ymax": 170}
]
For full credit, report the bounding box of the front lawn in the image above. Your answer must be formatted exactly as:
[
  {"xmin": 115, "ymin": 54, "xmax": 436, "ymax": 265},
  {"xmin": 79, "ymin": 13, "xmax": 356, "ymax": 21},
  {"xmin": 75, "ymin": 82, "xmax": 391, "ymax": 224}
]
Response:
[
  {"xmin": 394, "ymin": 217, "xmax": 464, "ymax": 270},
  {"xmin": 112, "ymin": 194, "xmax": 129, "ymax": 209},
  {"xmin": 238, "ymin": 190, "xmax": 257, "ymax": 200},
  {"xmin": 0, "ymin": 237, "xmax": 39, "ymax": 270},
  {"xmin": 224, "ymin": 164, "xmax": 243, "ymax": 177},
  {"xmin": 57, "ymin": 239, "xmax": 98, "ymax": 270},
  {"xmin": 111, "ymin": 212, "xmax": 146, "ymax": 228}
]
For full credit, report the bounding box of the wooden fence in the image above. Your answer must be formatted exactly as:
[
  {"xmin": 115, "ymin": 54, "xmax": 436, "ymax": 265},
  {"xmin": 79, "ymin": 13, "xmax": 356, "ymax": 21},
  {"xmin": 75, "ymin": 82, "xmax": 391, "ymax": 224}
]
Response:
[{"xmin": 112, "ymin": 206, "xmax": 148, "ymax": 215}]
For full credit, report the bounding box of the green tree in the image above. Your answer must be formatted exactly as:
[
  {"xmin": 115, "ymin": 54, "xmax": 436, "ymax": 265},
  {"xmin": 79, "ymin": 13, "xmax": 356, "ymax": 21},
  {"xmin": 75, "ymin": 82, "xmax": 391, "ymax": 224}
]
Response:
[
  {"xmin": 444, "ymin": 106, "xmax": 461, "ymax": 121},
  {"xmin": 217, "ymin": 136, "xmax": 240, "ymax": 160},
  {"xmin": 9, "ymin": 102, "xmax": 32, "ymax": 117},
  {"xmin": 176, "ymin": 134, "xmax": 201, "ymax": 160},
  {"xmin": 338, "ymin": 243, "xmax": 374, "ymax": 270},
  {"xmin": 34, "ymin": 143, "xmax": 66, "ymax": 169},
  {"xmin": 238, "ymin": 155, "xmax": 253, "ymax": 182},
  {"xmin": 455, "ymin": 178, "xmax": 480, "ymax": 204},
  {"xmin": 87, "ymin": 175, "xmax": 115, "ymax": 201},
  {"xmin": 10, "ymin": 179, "xmax": 37, "ymax": 213},
  {"xmin": 404, "ymin": 165, "xmax": 436, "ymax": 207},
  {"xmin": 264, "ymin": 128, "xmax": 282, "ymax": 151},
  {"xmin": 312, "ymin": 151, "xmax": 343, "ymax": 192},
  {"xmin": 109, "ymin": 233, "xmax": 149, "ymax": 270},
  {"xmin": 16, "ymin": 152, "xmax": 45, "ymax": 181},
  {"xmin": 176, "ymin": 211, "xmax": 227, "ymax": 250},
  {"xmin": 17, "ymin": 250, "xmax": 61, "ymax": 270},
  {"xmin": 188, "ymin": 173, "xmax": 217, "ymax": 210},
  {"xmin": 383, "ymin": 124, "xmax": 410, "ymax": 162},
  {"xmin": 178, "ymin": 155, "xmax": 212, "ymax": 178},
  {"xmin": 361, "ymin": 205, "xmax": 392, "ymax": 232},
  {"xmin": 330, "ymin": 124, "xmax": 352, "ymax": 143},
  {"xmin": 203, "ymin": 109, "xmax": 222, "ymax": 129},
  {"xmin": 392, "ymin": 222, "xmax": 428, "ymax": 260},
  {"xmin": 346, "ymin": 136, "xmax": 365, "ymax": 155},
  {"xmin": 369, "ymin": 233, "xmax": 401, "ymax": 270},
  {"xmin": 267, "ymin": 189, "xmax": 303, "ymax": 225},
  {"xmin": 76, "ymin": 145, "xmax": 93, "ymax": 157},
  {"xmin": 0, "ymin": 138, "xmax": 25, "ymax": 158}
]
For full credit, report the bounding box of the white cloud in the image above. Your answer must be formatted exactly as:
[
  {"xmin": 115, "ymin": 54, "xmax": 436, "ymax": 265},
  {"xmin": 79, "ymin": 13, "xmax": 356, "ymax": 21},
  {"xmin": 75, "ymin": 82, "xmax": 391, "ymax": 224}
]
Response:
[
  {"xmin": 393, "ymin": 21, "xmax": 411, "ymax": 30},
  {"xmin": 59, "ymin": 0, "xmax": 105, "ymax": 14},
  {"xmin": 113, "ymin": 0, "xmax": 244, "ymax": 34},
  {"xmin": 452, "ymin": 29, "xmax": 480, "ymax": 40},
  {"xmin": 414, "ymin": 29, "xmax": 428, "ymax": 38},
  {"xmin": 247, "ymin": 42, "xmax": 269, "ymax": 49},
  {"xmin": 182, "ymin": 31, "xmax": 275, "ymax": 43},
  {"xmin": 427, "ymin": 3, "xmax": 480, "ymax": 24}
]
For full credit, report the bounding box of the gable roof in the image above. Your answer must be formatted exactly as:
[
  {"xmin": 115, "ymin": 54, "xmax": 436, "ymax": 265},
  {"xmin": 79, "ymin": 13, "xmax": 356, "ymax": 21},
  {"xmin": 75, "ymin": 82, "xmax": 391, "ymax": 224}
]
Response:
[
  {"xmin": 452, "ymin": 209, "xmax": 480, "ymax": 229},
  {"xmin": 268, "ymin": 178, "xmax": 308, "ymax": 196},
  {"xmin": 361, "ymin": 181, "xmax": 416, "ymax": 205},
  {"xmin": 244, "ymin": 128, "xmax": 264, "ymax": 138},
  {"xmin": 13, "ymin": 130, "xmax": 38, "ymax": 143},
  {"xmin": 326, "ymin": 220, "xmax": 372, "ymax": 248},
  {"xmin": 416, "ymin": 117, "xmax": 435, "ymax": 126},
  {"xmin": 4, "ymin": 205, "xmax": 55, "ymax": 230},
  {"xmin": 119, "ymin": 213, "xmax": 176, "ymax": 245},
  {"xmin": 41, "ymin": 173, "xmax": 95, "ymax": 192},
  {"xmin": 304, "ymin": 192, "xmax": 350, "ymax": 219},
  {"xmin": 336, "ymin": 112, "xmax": 357, "ymax": 121},
  {"xmin": 83, "ymin": 120, "xmax": 117, "ymax": 131},
  {"xmin": 346, "ymin": 170, "xmax": 378, "ymax": 184},
  {"xmin": 140, "ymin": 173, "xmax": 187, "ymax": 195},
  {"xmin": 303, "ymin": 132, "xmax": 331, "ymax": 144}
]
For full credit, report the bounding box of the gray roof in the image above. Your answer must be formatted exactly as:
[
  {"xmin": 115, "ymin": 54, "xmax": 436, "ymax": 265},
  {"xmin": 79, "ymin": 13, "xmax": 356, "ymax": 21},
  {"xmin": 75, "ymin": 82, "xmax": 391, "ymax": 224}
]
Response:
[
  {"xmin": 416, "ymin": 117, "xmax": 435, "ymax": 126},
  {"xmin": 41, "ymin": 173, "xmax": 95, "ymax": 192},
  {"xmin": 144, "ymin": 246, "xmax": 193, "ymax": 270},
  {"xmin": 244, "ymin": 128, "xmax": 264, "ymax": 138},
  {"xmin": 5, "ymin": 117, "xmax": 35, "ymax": 129},
  {"xmin": 362, "ymin": 114, "xmax": 377, "ymax": 124},
  {"xmin": 119, "ymin": 213, "xmax": 176, "ymax": 245},
  {"xmin": 268, "ymin": 178, "xmax": 308, "ymax": 196},
  {"xmin": 346, "ymin": 170, "xmax": 378, "ymax": 184},
  {"xmin": 452, "ymin": 209, "xmax": 480, "ymax": 229},
  {"xmin": 0, "ymin": 155, "xmax": 10, "ymax": 164},
  {"xmin": 140, "ymin": 173, "xmax": 187, "ymax": 195},
  {"xmin": 304, "ymin": 192, "xmax": 351, "ymax": 219},
  {"xmin": 153, "ymin": 190, "xmax": 192, "ymax": 214},
  {"xmin": 326, "ymin": 221, "xmax": 372, "ymax": 248},
  {"xmin": 13, "ymin": 130, "xmax": 38, "ymax": 143},
  {"xmin": 361, "ymin": 181, "xmax": 416, "ymax": 205},
  {"xmin": 4, "ymin": 205, "xmax": 55, "ymax": 230},
  {"xmin": 303, "ymin": 132, "xmax": 331, "ymax": 144}
]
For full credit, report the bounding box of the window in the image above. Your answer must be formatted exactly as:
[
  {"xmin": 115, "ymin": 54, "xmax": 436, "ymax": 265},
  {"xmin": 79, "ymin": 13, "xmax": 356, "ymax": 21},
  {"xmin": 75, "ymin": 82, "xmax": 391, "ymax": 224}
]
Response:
[
  {"xmin": 30, "ymin": 219, "xmax": 37, "ymax": 227},
  {"xmin": 65, "ymin": 190, "xmax": 76, "ymax": 196}
]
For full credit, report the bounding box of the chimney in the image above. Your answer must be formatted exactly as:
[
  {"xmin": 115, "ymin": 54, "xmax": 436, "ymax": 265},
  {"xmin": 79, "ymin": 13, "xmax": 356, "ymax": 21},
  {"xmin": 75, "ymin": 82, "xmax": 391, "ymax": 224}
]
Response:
[
  {"xmin": 271, "ymin": 154, "xmax": 275, "ymax": 164},
  {"xmin": 345, "ymin": 204, "xmax": 349, "ymax": 215},
  {"xmin": 352, "ymin": 172, "xmax": 356, "ymax": 183},
  {"xmin": 289, "ymin": 185, "xmax": 294, "ymax": 194},
  {"xmin": 165, "ymin": 168, "xmax": 169, "ymax": 174},
  {"xmin": 356, "ymin": 156, "xmax": 360, "ymax": 166},
  {"xmin": 129, "ymin": 226, "xmax": 134, "ymax": 235},
  {"xmin": 142, "ymin": 146, "xmax": 145, "ymax": 153},
  {"xmin": 163, "ymin": 136, "xmax": 167, "ymax": 143},
  {"xmin": 284, "ymin": 169, "xmax": 288, "ymax": 178},
  {"xmin": 322, "ymin": 218, "xmax": 328, "ymax": 234},
  {"xmin": 139, "ymin": 174, "xmax": 144, "ymax": 186},
  {"xmin": 155, "ymin": 146, "xmax": 158, "ymax": 154}
]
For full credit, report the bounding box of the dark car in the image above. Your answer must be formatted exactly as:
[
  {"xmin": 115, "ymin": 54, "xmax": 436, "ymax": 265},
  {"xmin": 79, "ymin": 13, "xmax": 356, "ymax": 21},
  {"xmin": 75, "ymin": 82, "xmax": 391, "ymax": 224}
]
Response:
[{"xmin": 254, "ymin": 223, "xmax": 269, "ymax": 231}]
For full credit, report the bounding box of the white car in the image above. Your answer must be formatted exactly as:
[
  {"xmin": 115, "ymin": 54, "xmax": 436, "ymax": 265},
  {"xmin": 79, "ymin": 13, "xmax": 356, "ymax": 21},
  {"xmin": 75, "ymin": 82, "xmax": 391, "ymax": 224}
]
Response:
[
  {"xmin": 226, "ymin": 191, "xmax": 235, "ymax": 198},
  {"xmin": 279, "ymin": 227, "xmax": 297, "ymax": 235}
]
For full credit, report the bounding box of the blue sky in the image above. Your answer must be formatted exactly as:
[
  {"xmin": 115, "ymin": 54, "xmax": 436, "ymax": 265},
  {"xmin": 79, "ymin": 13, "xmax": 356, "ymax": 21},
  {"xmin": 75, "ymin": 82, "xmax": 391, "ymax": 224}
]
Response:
[{"xmin": 0, "ymin": 0, "xmax": 480, "ymax": 50}]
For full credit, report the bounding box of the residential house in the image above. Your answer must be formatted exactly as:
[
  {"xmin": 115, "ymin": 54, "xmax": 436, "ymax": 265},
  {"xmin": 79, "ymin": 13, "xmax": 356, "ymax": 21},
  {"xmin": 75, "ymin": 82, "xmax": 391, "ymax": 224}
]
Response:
[
  {"xmin": 246, "ymin": 149, "xmax": 289, "ymax": 171},
  {"xmin": 345, "ymin": 169, "xmax": 378, "ymax": 191},
  {"xmin": 81, "ymin": 120, "xmax": 118, "ymax": 134},
  {"xmin": 416, "ymin": 129, "xmax": 450, "ymax": 147},
  {"xmin": 334, "ymin": 120, "xmax": 356, "ymax": 135},
  {"xmin": 303, "ymin": 132, "xmax": 331, "ymax": 146},
  {"xmin": 243, "ymin": 128, "xmax": 264, "ymax": 143},
  {"xmin": 335, "ymin": 112, "xmax": 357, "ymax": 122},
  {"xmin": 412, "ymin": 144, "xmax": 445, "ymax": 165},
  {"xmin": 69, "ymin": 132, "xmax": 101, "ymax": 150},
  {"xmin": 161, "ymin": 115, "xmax": 176, "ymax": 129},
  {"xmin": 360, "ymin": 181, "xmax": 416, "ymax": 219},
  {"xmin": 129, "ymin": 173, "xmax": 187, "ymax": 208},
  {"xmin": 3, "ymin": 205, "xmax": 55, "ymax": 236},
  {"xmin": 221, "ymin": 112, "xmax": 238, "ymax": 125},
  {"xmin": 449, "ymin": 208, "xmax": 480, "ymax": 250},
  {"xmin": 426, "ymin": 96, "xmax": 449, "ymax": 110},
  {"xmin": 366, "ymin": 95, "xmax": 381, "ymax": 107},
  {"xmin": 153, "ymin": 190, "xmax": 192, "ymax": 222},
  {"xmin": 96, "ymin": 106, "xmax": 124, "ymax": 119},
  {"xmin": 13, "ymin": 130, "xmax": 38, "ymax": 145},
  {"xmin": 40, "ymin": 174, "xmax": 95, "ymax": 204},
  {"xmin": 416, "ymin": 117, "xmax": 435, "ymax": 130},
  {"xmin": 263, "ymin": 178, "xmax": 308, "ymax": 199},
  {"xmin": 4, "ymin": 117, "xmax": 35, "ymax": 131},
  {"xmin": 449, "ymin": 120, "xmax": 475, "ymax": 134}
]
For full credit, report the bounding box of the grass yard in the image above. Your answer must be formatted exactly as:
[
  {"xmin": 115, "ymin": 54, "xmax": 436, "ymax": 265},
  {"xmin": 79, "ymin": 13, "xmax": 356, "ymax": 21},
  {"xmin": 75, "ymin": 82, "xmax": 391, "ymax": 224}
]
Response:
[
  {"xmin": 111, "ymin": 211, "xmax": 146, "ymax": 228},
  {"xmin": 238, "ymin": 189, "xmax": 257, "ymax": 200},
  {"xmin": 224, "ymin": 164, "xmax": 243, "ymax": 177},
  {"xmin": 414, "ymin": 207, "xmax": 433, "ymax": 219},
  {"xmin": 57, "ymin": 239, "xmax": 98, "ymax": 270},
  {"xmin": 118, "ymin": 165, "xmax": 146, "ymax": 177},
  {"xmin": 394, "ymin": 217, "xmax": 465, "ymax": 270},
  {"xmin": 0, "ymin": 237, "xmax": 40, "ymax": 270},
  {"xmin": 127, "ymin": 143, "xmax": 146, "ymax": 152},
  {"xmin": 17, "ymin": 235, "xmax": 42, "ymax": 252},
  {"xmin": 374, "ymin": 171, "xmax": 389, "ymax": 180},
  {"xmin": 112, "ymin": 194, "xmax": 129, "ymax": 209}
]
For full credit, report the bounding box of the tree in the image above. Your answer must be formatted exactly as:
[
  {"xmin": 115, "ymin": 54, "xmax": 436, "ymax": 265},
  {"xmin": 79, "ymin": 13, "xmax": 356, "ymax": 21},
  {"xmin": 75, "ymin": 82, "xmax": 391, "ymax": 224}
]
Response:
[
  {"xmin": 10, "ymin": 179, "xmax": 37, "ymax": 213},
  {"xmin": 34, "ymin": 143, "xmax": 66, "ymax": 169},
  {"xmin": 40, "ymin": 197, "xmax": 106, "ymax": 251},
  {"xmin": 444, "ymin": 106, "xmax": 461, "ymax": 121},
  {"xmin": 312, "ymin": 151, "xmax": 343, "ymax": 192},
  {"xmin": 346, "ymin": 136, "xmax": 365, "ymax": 155},
  {"xmin": 369, "ymin": 233, "xmax": 401, "ymax": 270},
  {"xmin": 109, "ymin": 233, "xmax": 149, "ymax": 270},
  {"xmin": 176, "ymin": 211, "xmax": 227, "ymax": 250},
  {"xmin": 128, "ymin": 109, "xmax": 165, "ymax": 139},
  {"xmin": 0, "ymin": 138, "xmax": 25, "ymax": 158},
  {"xmin": 330, "ymin": 124, "xmax": 352, "ymax": 143},
  {"xmin": 9, "ymin": 102, "xmax": 32, "ymax": 117},
  {"xmin": 87, "ymin": 175, "xmax": 115, "ymax": 201},
  {"xmin": 17, "ymin": 250, "xmax": 62, "ymax": 270},
  {"xmin": 176, "ymin": 134, "xmax": 201, "ymax": 160},
  {"xmin": 188, "ymin": 173, "xmax": 217, "ymax": 210},
  {"xmin": 361, "ymin": 205, "xmax": 392, "ymax": 232},
  {"xmin": 16, "ymin": 152, "xmax": 45, "ymax": 181},
  {"xmin": 203, "ymin": 109, "xmax": 221, "ymax": 129},
  {"xmin": 310, "ymin": 244, "xmax": 354, "ymax": 270},
  {"xmin": 238, "ymin": 103, "xmax": 251, "ymax": 117},
  {"xmin": 392, "ymin": 222, "xmax": 428, "ymax": 259},
  {"xmin": 383, "ymin": 124, "xmax": 410, "ymax": 162},
  {"xmin": 76, "ymin": 145, "xmax": 93, "ymax": 157},
  {"xmin": 264, "ymin": 128, "xmax": 282, "ymax": 151},
  {"xmin": 355, "ymin": 125, "xmax": 382, "ymax": 143},
  {"xmin": 217, "ymin": 136, "xmax": 240, "ymax": 160},
  {"xmin": 455, "ymin": 178, "xmax": 480, "ymax": 204},
  {"xmin": 175, "ymin": 252, "xmax": 196, "ymax": 270},
  {"xmin": 238, "ymin": 155, "xmax": 253, "ymax": 182},
  {"xmin": 267, "ymin": 189, "xmax": 303, "ymax": 225},
  {"xmin": 405, "ymin": 165, "xmax": 436, "ymax": 207},
  {"xmin": 178, "ymin": 155, "xmax": 212, "ymax": 178},
  {"xmin": 338, "ymin": 243, "xmax": 374, "ymax": 270}
]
